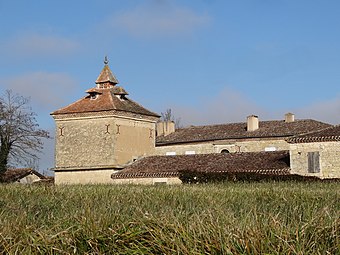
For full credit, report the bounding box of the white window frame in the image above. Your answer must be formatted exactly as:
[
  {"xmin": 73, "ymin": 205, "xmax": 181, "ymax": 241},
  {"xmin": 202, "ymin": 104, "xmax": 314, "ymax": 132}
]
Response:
[{"xmin": 166, "ymin": 152, "xmax": 176, "ymax": 156}]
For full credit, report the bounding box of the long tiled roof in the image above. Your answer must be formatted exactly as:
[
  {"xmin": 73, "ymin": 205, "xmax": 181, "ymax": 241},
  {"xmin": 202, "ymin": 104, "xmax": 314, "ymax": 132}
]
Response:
[
  {"xmin": 51, "ymin": 87, "xmax": 160, "ymax": 117},
  {"xmin": 111, "ymin": 151, "xmax": 290, "ymax": 179},
  {"xmin": 287, "ymin": 124, "xmax": 340, "ymax": 143},
  {"xmin": 156, "ymin": 120, "xmax": 331, "ymax": 145}
]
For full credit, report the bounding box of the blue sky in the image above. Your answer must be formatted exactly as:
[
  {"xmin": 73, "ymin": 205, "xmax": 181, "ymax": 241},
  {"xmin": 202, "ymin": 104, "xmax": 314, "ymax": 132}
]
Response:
[{"xmin": 0, "ymin": 0, "xmax": 339, "ymax": 172}]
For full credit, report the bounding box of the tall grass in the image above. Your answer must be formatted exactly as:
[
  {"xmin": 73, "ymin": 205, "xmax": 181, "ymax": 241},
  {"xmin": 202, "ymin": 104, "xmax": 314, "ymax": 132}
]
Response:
[{"xmin": 0, "ymin": 182, "xmax": 338, "ymax": 254}]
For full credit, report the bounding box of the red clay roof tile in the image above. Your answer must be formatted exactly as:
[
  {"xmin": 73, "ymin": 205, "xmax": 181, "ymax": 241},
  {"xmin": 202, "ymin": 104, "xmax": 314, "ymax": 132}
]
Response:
[
  {"xmin": 287, "ymin": 124, "xmax": 340, "ymax": 143},
  {"xmin": 111, "ymin": 151, "xmax": 290, "ymax": 179},
  {"xmin": 0, "ymin": 168, "xmax": 46, "ymax": 183},
  {"xmin": 156, "ymin": 120, "xmax": 332, "ymax": 145},
  {"xmin": 95, "ymin": 65, "xmax": 119, "ymax": 84},
  {"xmin": 51, "ymin": 87, "xmax": 159, "ymax": 117},
  {"xmin": 52, "ymin": 63, "xmax": 159, "ymax": 117}
]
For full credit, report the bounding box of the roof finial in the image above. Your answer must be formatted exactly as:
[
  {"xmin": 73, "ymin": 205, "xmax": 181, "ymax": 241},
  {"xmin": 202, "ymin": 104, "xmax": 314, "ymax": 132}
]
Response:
[{"xmin": 104, "ymin": 56, "xmax": 109, "ymax": 65}]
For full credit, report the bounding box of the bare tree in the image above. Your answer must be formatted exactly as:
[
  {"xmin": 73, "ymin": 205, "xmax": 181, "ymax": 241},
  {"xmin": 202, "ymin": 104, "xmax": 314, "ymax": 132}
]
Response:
[
  {"xmin": 0, "ymin": 90, "xmax": 50, "ymax": 174},
  {"xmin": 160, "ymin": 109, "xmax": 182, "ymax": 128}
]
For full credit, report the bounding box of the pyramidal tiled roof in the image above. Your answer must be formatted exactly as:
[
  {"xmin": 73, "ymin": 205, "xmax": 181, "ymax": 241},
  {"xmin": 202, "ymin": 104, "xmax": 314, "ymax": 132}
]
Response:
[
  {"xmin": 95, "ymin": 64, "xmax": 119, "ymax": 84},
  {"xmin": 287, "ymin": 124, "xmax": 340, "ymax": 143},
  {"xmin": 51, "ymin": 61, "xmax": 159, "ymax": 117}
]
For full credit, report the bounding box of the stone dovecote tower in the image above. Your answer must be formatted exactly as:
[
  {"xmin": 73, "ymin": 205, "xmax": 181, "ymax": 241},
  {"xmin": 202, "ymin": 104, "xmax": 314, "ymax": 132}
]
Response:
[{"xmin": 51, "ymin": 58, "xmax": 160, "ymax": 184}]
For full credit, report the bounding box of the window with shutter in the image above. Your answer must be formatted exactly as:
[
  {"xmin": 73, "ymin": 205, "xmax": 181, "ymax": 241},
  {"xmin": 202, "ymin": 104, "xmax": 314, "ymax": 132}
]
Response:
[{"xmin": 308, "ymin": 152, "xmax": 320, "ymax": 173}]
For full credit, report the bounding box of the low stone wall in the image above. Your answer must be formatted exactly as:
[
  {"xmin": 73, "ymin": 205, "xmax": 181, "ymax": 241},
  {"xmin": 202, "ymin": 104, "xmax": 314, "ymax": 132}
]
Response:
[
  {"xmin": 111, "ymin": 177, "xmax": 182, "ymax": 185},
  {"xmin": 55, "ymin": 169, "xmax": 116, "ymax": 184}
]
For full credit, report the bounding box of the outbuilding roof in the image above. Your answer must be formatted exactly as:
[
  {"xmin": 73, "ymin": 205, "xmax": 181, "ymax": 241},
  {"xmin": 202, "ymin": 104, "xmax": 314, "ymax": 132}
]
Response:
[
  {"xmin": 111, "ymin": 151, "xmax": 290, "ymax": 179},
  {"xmin": 0, "ymin": 168, "xmax": 46, "ymax": 183},
  {"xmin": 156, "ymin": 120, "xmax": 331, "ymax": 145},
  {"xmin": 287, "ymin": 124, "xmax": 340, "ymax": 143}
]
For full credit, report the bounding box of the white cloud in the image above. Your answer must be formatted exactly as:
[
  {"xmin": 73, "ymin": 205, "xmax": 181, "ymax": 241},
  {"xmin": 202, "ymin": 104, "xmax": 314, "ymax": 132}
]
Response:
[
  {"xmin": 167, "ymin": 88, "xmax": 340, "ymax": 126},
  {"xmin": 294, "ymin": 97, "xmax": 340, "ymax": 125},
  {"xmin": 2, "ymin": 72, "xmax": 80, "ymax": 110},
  {"xmin": 110, "ymin": 3, "xmax": 210, "ymax": 38},
  {"xmin": 168, "ymin": 88, "xmax": 268, "ymax": 126},
  {"xmin": 2, "ymin": 33, "xmax": 79, "ymax": 57}
]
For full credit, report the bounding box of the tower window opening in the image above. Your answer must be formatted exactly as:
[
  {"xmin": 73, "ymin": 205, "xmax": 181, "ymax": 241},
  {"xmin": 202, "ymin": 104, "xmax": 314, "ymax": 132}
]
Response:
[
  {"xmin": 90, "ymin": 93, "xmax": 98, "ymax": 100},
  {"xmin": 116, "ymin": 94, "xmax": 126, "ymax": 100},
  {"xmin": 221, "ymin": 149, "xmax": 230, "ymax": 153}
]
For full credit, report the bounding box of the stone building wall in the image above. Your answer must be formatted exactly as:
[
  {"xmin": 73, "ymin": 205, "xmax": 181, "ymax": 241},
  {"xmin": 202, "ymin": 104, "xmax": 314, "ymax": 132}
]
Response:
[
  {"xmin": 155, "ymin": 142, "xmax": 214, "ymax": 155},
  {"xmin": 290, "ymin": 141, "xmax": 340, "ymax": 178},
  {"xmin": 55, "ymin": 116, "xmax": 115, "ymax": 169},
  {"xmin": 113, "ymin": 117, "xmax": 156, "ymax": 165},
  {"xmin": 18, "ymin": 174, "xmax": 42, "ymax": 184},
  {"xmin": 54, "ymin": 114, "xmax": 156, "ymax": 169},
  {"xmin": 155, "ymin": 138, "xmax": 289, "ymax": 155}
]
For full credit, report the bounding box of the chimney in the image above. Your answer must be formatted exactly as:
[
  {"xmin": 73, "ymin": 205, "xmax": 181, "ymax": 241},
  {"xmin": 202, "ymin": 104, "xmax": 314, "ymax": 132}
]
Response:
[
  {"xmin": 156, "ymin": 121, "xmax": 175, "ymax": 136},
  {"xmin": 285, "ymin": 113, "xmax": 295, "ymax": 123},
  {"xmin": 247, "ymin": 115, "xmax": 259, "ymax": 131}
]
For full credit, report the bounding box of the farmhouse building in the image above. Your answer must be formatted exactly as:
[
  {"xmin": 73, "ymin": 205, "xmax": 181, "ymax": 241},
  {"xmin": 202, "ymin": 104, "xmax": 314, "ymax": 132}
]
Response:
[
  {"xmin": 155, "ymin": 114, "xmax": 331, "ymax": 156},
  {"xmin": 51, "ymin": 59, "xmax": 159, "ymax": 184},
  {"xmin": 51, "ymin": 59, "xmax": 338, "ymax": 184},
  {"xmin": 287, "ymin": 125, "xmax": 340, "ymax": 178},
  {"xmin": 111, "ymin": 117, "xmax": 334, "ymax": 185}
]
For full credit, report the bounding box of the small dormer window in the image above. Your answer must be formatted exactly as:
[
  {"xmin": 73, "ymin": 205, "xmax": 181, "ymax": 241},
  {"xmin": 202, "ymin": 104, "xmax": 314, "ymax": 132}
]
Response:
[
  {"xmin": 90, "ymin": 93, "xmax": 98, "ymax": 100},
  {"xmin": 116, "ymin": 94, "xmax": 126, "ymax": 100}
]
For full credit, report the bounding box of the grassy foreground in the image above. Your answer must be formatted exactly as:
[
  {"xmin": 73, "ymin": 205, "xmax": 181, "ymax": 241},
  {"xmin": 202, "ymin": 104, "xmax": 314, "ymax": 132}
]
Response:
[{"xmin": 0, "ymin": 182, "xmax": 338, "ymax": 254}]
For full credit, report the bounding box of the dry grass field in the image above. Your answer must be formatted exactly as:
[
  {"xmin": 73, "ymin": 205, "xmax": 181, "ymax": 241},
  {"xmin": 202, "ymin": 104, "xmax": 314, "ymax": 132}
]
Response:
[{"xmin": 0, "ymin": 182, "xmax": 339, "ymax": 254}]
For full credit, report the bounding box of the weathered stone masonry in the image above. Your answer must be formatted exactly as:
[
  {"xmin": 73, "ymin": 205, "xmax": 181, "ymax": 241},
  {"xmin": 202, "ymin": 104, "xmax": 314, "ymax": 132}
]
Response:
[
  {"xmin": 290, "ymin": 141, "xmax": 340, "ymax": 178},
  {"xmin": 287, "ymin": 125, "xmax": 340, "ymax": 178}
]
